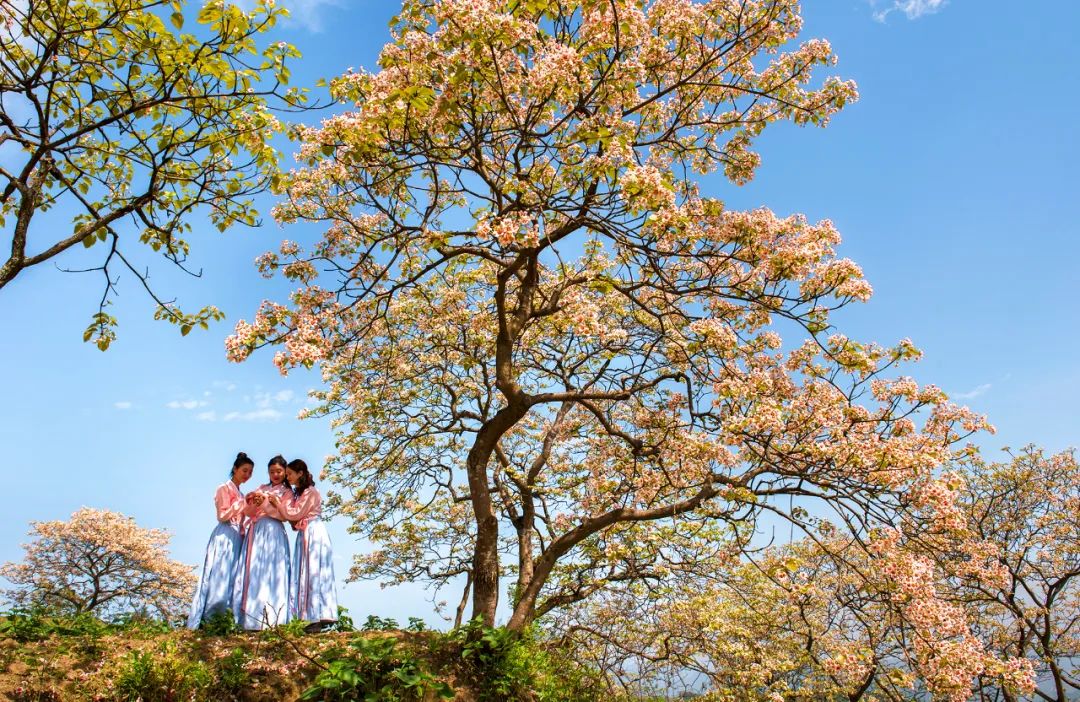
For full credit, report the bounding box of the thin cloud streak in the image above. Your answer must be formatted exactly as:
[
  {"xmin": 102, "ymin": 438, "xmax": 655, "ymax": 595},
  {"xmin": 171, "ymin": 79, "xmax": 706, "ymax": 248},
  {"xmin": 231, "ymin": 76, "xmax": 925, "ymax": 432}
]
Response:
[
  {"xmin": 166, "ymin": 399, "xmax": 208, "ymax": 410},
  {"xmin": 223, "ymin": 408, "xmax": 283, "ymax": 422},
  {"xmin": 872, "ymin": 0, "xmax": 946, "ymax": 22},
  {"xmin": 952, "ymin": 383, "xmax": 992, "ymax": 400}
]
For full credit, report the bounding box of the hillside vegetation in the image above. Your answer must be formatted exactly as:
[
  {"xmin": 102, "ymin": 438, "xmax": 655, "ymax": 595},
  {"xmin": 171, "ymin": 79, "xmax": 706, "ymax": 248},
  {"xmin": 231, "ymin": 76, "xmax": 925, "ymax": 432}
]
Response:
[{"xmin": 0, "ymin": 610, "xmax": 609, "ymax": 702}]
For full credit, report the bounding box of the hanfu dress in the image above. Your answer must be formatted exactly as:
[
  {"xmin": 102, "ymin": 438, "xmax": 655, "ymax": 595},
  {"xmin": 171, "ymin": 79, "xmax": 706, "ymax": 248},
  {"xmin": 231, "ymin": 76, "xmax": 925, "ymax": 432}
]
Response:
[
  {"xmin": 276, "ymin": 487, "xmax": 338, "ymax": 624},
  {"xmin": 232, "ymin": 482, "xmax": 293, "ymax": 629},
  {"xmin": 187, "ymin": 480, "xmax": 246, "ymax": 629}
]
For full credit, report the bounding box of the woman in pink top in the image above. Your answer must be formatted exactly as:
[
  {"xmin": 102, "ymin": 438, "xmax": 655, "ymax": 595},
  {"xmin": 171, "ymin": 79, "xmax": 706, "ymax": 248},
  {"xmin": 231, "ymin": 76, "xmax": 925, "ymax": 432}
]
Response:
[
  {"xmin": 187, "ymin": 452, "xmax": 253, "ymax": 629},
  {"xmin": 267, "ymin": 458, "xmax": 338, "ymax": 631},
  {"xmin": 233, "ymin": 455, "xmax": 293, "ymax": 629}
]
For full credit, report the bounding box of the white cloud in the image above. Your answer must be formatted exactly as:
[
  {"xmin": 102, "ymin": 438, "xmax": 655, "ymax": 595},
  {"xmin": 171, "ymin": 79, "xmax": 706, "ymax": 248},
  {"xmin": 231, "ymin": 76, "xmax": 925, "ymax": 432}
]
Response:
[
  {"xmin": 188, "ymin": 385, "xmax": 294, "ymax": 422},
  {"xmin": 872, "ymin": 0, "xmax": 946, "ymax": 22},
  {"xmin": 114, "ymin": 401, "xmax": 133, "ymax": 410},
  {"xmin": 952, "ymin": 383, "xmax": 991, "ymax": 400},
  {"xmin": 224, "ymin": 408, "xmax": 283, "ymax": 422},
  {"xmin": 253, "ymin": 389, "xmax": 296, "ymax": 409},
  {"xmin": 212, "ymin": 381, "xmax": 237, "ymax": 392},
  {"xmin": 166, "ymin": 399, "xmax": 209, "ymax": 410}
]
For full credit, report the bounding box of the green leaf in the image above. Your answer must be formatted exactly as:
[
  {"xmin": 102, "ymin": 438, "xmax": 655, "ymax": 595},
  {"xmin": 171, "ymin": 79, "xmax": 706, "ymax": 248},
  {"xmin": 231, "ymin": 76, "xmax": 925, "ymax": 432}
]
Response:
[{"xmin": 171, "ymin": 12, "xmax": 184, "ymax": 30}]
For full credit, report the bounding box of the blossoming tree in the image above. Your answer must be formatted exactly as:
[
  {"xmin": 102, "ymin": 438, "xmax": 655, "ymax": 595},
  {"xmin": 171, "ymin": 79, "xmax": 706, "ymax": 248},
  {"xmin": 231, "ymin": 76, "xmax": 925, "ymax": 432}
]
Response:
[
  {"xmin": 1, "ymin": 508, "xmax": 196, "ymax": 621},
  {"xmin": 229, "ymin": 3, "xmax": 1006, "ymax": 696},
  {"xmin": 558, "ymin": 448, "xmax": 1076, "ymax": 700},
  {"xmin": 0, "ymin": 0, "xmax": 305, "ymax": 348},
  {"xmin": 946, "ymin": 447, "xmax": 1079, "ymax": 700}
]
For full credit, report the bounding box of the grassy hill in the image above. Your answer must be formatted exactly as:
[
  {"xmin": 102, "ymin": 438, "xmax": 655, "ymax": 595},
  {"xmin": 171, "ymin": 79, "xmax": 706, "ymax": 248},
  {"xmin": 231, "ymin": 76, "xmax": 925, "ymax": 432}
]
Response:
[{"xmin": 0, "ymin": 611, "xmax": 610, "ymax": 702}]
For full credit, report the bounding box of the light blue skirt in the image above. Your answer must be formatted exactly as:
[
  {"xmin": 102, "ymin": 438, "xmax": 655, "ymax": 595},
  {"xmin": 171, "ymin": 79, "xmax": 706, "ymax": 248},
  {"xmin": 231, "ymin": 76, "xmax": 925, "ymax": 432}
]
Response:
[
  {"xmin": 291, "ymin": 520, "xmax": 338, "ymax": 623},
  {"xmin": 233, "ymin": 517, "xmax": 292, "ymax": 630},
  {"xmin": 187, "ymin": 522, "xmax": 242, "ymax": 629}
]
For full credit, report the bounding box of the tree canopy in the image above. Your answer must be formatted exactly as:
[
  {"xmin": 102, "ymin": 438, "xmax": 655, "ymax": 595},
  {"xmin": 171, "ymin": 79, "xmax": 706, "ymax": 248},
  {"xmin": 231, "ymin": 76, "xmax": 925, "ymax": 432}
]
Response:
[
  {"xmin": 227, "ymin": 0, "xmax": 1040, "ymax": 698},
  {"xmin": 0, "ymin": 0, "xmax": 305, "ymax": 347}
]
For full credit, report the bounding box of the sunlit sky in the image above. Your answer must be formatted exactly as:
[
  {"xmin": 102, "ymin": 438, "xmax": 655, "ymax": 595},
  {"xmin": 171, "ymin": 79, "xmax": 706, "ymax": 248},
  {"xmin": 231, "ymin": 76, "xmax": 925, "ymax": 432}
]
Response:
[{"xmin": 2, "ymin": 0, "xmax": 1077, "ymax": 626}]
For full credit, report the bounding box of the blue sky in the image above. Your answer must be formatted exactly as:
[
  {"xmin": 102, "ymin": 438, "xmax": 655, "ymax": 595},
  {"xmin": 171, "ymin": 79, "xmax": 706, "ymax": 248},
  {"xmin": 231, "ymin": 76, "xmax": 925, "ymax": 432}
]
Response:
[{"xmin": 1, "ymin": 0, "xmax": 1078, "ymax": 626}]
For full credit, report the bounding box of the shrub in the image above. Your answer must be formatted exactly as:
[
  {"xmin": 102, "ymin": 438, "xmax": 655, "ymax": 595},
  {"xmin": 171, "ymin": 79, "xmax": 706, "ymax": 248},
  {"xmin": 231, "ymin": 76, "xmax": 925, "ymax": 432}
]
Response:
[
  {"xmin": 197, "ymin": 609, "xmax": 239, "ymax": 636},
  {"xmin": 361, "ymin": 615, "xmax": 399, "ymax": 632},
  {"xmin": 214, "ymin": 647, "xmax": 252, "ymax": 698},
  {"xmin": 113, "ymin": 612, "xmax": 174, "ymax": 637},
  {"xmin": 0, "ymin": 607, "xmax": 111, "ymax": 642},
  {"xmin": 113, "ymin": 642, "xmax": 213, "ymax": 702},
  {"xmin": 449, "ymin": 619, "xmax": 607, "ymax": 702},
  {"xmin": 301, "ymin": 634, "xmax": 453, "ymax": 702}
]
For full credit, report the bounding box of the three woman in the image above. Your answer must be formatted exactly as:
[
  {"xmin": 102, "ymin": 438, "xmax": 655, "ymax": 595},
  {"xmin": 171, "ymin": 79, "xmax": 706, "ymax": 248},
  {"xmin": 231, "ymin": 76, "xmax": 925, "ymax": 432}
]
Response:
[{"xmin": 188, "ymin": 452, "xmax": 338, "ymax": 631}]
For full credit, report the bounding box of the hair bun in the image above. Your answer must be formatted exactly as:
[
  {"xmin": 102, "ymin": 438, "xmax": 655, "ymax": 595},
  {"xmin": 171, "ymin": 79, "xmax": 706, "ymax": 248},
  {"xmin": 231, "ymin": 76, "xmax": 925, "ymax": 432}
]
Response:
[{"xmin": 236, "ymin": 451, "xmax": 249, "ymax": 460}]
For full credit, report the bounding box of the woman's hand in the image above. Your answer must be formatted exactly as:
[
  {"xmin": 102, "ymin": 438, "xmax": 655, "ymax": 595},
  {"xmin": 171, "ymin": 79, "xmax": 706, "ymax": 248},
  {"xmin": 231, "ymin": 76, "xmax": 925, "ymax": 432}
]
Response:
[{"xmin": 267, "ymin": 494, "xmax": 280, "ymax": 508}]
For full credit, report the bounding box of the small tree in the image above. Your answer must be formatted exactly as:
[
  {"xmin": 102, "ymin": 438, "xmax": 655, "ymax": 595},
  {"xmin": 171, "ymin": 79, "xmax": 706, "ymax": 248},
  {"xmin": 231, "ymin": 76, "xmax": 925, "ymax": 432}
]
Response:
[
  {"xmin": 0, "ymin": 0, "xmax": 306, "ymax": 347},
  {"xmin": 1, "ymin": 507, "xmax": 196, "ymax": 621}
]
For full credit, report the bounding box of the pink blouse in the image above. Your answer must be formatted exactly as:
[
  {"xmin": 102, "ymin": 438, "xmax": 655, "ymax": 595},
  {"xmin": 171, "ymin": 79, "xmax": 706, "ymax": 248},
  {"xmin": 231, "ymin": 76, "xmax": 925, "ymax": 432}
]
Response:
[
  {"xmin": 244, "ymin": 482, "xmax": 293, "ymax": 521},
  {"xmin": 214, "ymin": 481, "xmax": 247, "ymax": 531},
  {"xmin": 275, "ymin": 487, "xmax": 322, "ymax": 531}
]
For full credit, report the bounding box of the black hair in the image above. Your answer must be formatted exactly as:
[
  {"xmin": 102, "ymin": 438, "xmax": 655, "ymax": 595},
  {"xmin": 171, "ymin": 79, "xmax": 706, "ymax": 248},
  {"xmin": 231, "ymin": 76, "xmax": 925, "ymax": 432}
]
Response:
[
  {"xmin": 231, "ymin": 451, "xmax": 254, "ymax": 478},
  {"xmin": 266, "ymin": 454, "xmax": 288, "ymax": 487},
  {"xmin": 286, "ymin": 458, "xmax": 315, "ymax": 496}
]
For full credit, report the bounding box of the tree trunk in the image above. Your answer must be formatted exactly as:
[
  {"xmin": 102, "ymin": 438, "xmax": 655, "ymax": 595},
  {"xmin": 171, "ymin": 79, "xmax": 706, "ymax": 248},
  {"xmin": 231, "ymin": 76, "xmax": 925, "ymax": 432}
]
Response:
[
  {"xmin": 506, "ymin": 485, "xmax": 720, "ymax": 631},
  {"xmin": 466, "ymin": 404, "xmax": 529, "ymax": 626},
  {"xmin": 454, "ymin": 572, "xmax": 472, "ymax": 629}
]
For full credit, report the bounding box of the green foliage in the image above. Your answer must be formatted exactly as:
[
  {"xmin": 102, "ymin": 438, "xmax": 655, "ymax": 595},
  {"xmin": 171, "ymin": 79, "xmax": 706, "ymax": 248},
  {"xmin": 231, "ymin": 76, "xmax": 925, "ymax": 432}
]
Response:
[
  {"xmin": 113, "ymin": 611, "xmax": 175, "ymax": 637},
  {"xmin": 325, "ymin": 605, "xmax": 355, "ymax": 632},
  {"xmin": 0, "ymin": 607, "xmax": 120, "ymax": 642},
  {"xmin": 197, "ymin": 609, "xmax": 240, "ymax": 636},
  {"xmin": 113, "ymin": 642, "xmax": 213, "ymax": 702},
  {"xmin": 0, "ymin": 607, "xmax": 62, "ymax": 643},
  {"xmin": 0, "ymin": 0, "xmax": 309, "ymax": 342},
  {"xmin": 214, "ymin": 647, "xmax": 252, "ymax": 697},
  {"xmin": 361, "ymin": 614, "xmax": 400, "ymax": 631},
  {"xmin": 266, "ymin": 617, "xmax": 311, "ymax": 640},
  {"xmin": 300, "ymin": 634, "xmax": 454, "ymax": 702},
  {"xmin": 449, "ymin": 619, "xmax": 606, "ymax": 702}
]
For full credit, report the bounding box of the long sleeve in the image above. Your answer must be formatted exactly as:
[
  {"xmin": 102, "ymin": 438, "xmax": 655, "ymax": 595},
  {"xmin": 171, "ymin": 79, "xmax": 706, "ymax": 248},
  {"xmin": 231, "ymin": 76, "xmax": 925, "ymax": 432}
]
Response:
[
  {"xmin": 214, "ymin": 482, "xmax": 246, "ymax": 526},
  {"xmin": 276, "ymin": 488, "xmax": 321, "ymax": 523},
  {"xmin": 246, "ymin": 483, "xmax": 292, "ymax": 520},
  {"xmin": 262, "ymin": 483, "xmax": 293, "ymax": 520}
]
